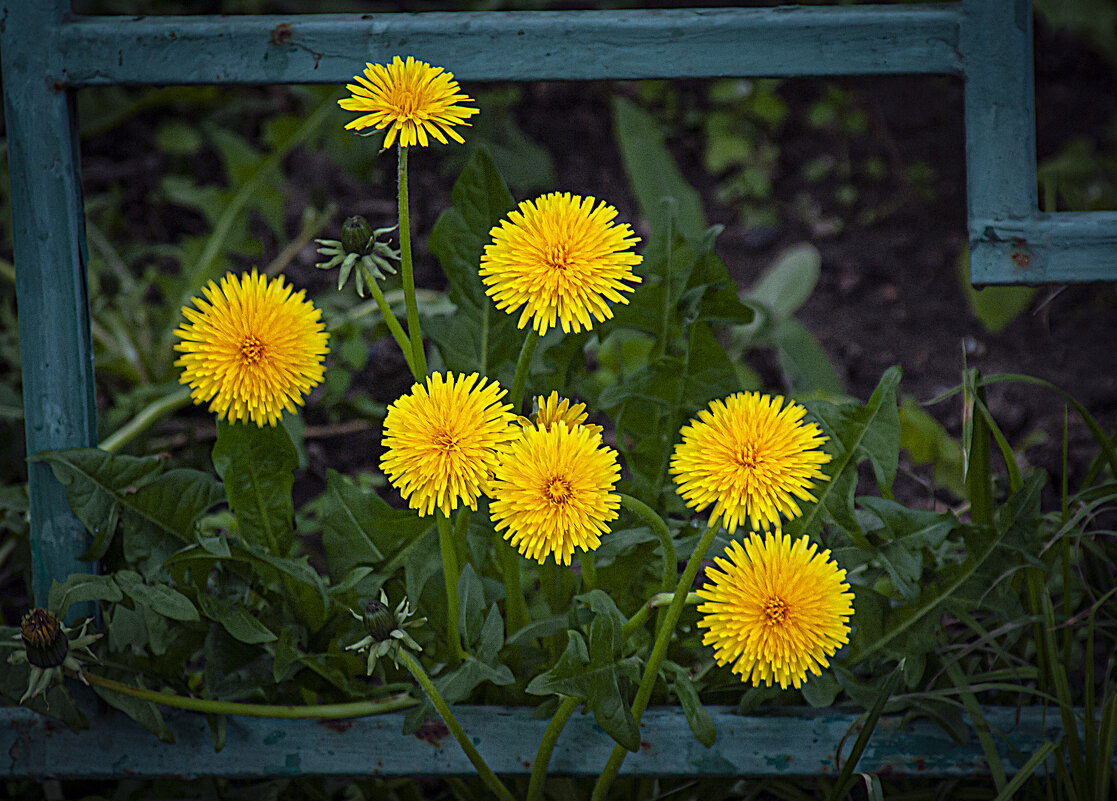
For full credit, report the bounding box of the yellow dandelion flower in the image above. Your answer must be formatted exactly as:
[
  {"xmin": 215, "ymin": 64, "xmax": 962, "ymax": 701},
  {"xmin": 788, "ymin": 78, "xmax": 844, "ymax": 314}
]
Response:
[
  {"xmin": 338, "ymin": 56, "xmax": 479, "ymax": 149},
  {"xmin": 670, "ymin": 392, "xmax": 831, "ymax": 533},
  {"xmin": 518, "ymin": 391, "xmax": 603, "ymax": 438},
  {"xmin": 381, "ymin": 372, "xmax": 516, "ymax": 518},
  {"xmin": 480, "ymin": 192, "xmax": 642, "ymax": 335},
  {"xmin": 698, "ymin": 531, "xmax": 854, "ymax": 689},
  {"xmin": 174, "ymin": 270, "xmax": 329, "ymax": 427},
  {"xmin": 490, "ymin": 421, "xmax": 621, "ymax": 565}
]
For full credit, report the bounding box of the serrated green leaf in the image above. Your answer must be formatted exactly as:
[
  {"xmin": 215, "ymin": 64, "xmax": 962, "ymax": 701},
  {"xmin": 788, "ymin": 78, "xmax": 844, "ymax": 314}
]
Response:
[
  {"xmin": 48, "ymin": 573, "xmax": 123, "ymax": 617},
  {"xmin": 799, "ymin": 669, "xmax": 841, "ymax": 708},
  {"xmin": 212, "ymin": 420, "xmax": 296, "ymax": 555},
  {"xmin": 114, "ymin": 569, "xmax": 200, "ymax": 622}
]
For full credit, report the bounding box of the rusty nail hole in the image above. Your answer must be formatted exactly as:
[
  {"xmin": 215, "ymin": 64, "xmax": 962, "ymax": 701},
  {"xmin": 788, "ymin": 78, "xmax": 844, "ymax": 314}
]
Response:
[{"xmin": 271, "ymin": 23, "xmax": 292, "ymax": 45}]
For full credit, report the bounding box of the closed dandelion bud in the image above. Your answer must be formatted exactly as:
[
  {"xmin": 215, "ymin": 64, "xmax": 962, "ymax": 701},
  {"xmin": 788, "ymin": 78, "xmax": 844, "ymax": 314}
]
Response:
[
  {"xmin": 363, "ymin": 599, "xmax": 395, "ymax": 642},
  {"xmin": 20, "ymin": 609, "xmax": 68, "ymax": 669},
  {"xmin": 341, "ymin": 215, "xmax": 374, "ymax": 255}
]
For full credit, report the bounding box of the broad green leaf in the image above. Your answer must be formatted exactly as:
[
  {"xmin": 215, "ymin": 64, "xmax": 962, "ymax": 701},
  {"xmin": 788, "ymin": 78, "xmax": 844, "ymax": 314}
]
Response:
[
  {"xmin": 31, "ymin": 450, "xmax": 221, "ymax": 561},
  {"xmin": 770, "ymin": 318, "xmax": 844, "ymax": 396},
  {"xmin": 197, "ymin": 594, "xmax": 276, "ymax": 644},
  {"xmin": 114, "ymin": 569, "xmax": 200, "ymax": 622},
  {"xmin": 321, "ymin": 469, "xmax": 431, "ymax": 582},
  {"xmin": 799, "ymin": 670, "xmax": 841, "ymax": 708},
  {"xmin": 664, "ymin": 661, "xmax": 716, "ymax": 746},
  {"xmin": 612, "ymin": 95, "xmax": 706, "ymax": 240},
  {"xmin": 92, "ymin": 679, "xmax": 175, "ymax": 744},
  {"xmin": 798, "ymin": 367, "xmax": 903, "ymax": 543},
  {"xmin": 402, "ymin": 648, "xmax": 514, "ymax": 735},
  {"xmin": 212, "ymin": 420, "xmax": 297, "ymax": 555},
  {"xmin": 457, "ymin": 563, "xmax": 486, "ymax": 649},
  {"xmin": 48, "ymin": 573, "xmax": 123, "ymax": 617},
  {"xmin": 163, "ymin": 542, "xmax": 328, "ymax": 632},
  {"xmin": 476, "ymin": 603, "xmax": 506, "ymax": 665},
  {"xmin": 746, "ymin": 243, "xmax": 822, "ymax": 318},
  {"xmin": 958, "ymin": 247, "xmax": 1036, "ymax": 334},
  {"xmin": 273, "ymin": 627, "xmax": 302, "ymax": 683},
  {"xmin": 899, "ymin": 396, "xmax": 966, "ymax": 499},
  {"xmin": 857, "ymin": 497, "xmax": 958, "ymax": 603}
]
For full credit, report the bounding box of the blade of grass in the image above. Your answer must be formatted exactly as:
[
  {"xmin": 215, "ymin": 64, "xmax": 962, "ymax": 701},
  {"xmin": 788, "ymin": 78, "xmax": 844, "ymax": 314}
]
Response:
[
  {"xmin": 945, "ymin": 659, "xmax": 1007, "ymax": 792},
  {"xmin": 991, "ymin": 741, "xmax": 1058, "ymax": 801},
  {"xmin": 1040, "ymin": 590, "xmax": 1087, "ymax": 794},
  {"xmin": 828, "ymin": 662, "xmax": 903, "ymax": 801}
]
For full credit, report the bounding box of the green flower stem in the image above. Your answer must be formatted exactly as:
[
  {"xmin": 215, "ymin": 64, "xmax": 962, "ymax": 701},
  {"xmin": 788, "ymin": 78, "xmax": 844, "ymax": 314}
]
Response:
[
  {"xmin": 360, "ymin": 262, "xmax": 419, "ymax": 381},
  {"xmin": 578, "ymin": 550, "xmax": 597, "ymax": 592},
  {"xmin": 591, "ymin": 520, "xmax": 720, "ymax": 801},
  {"xmin": 437, "ymin": 511, "xmax": 466, "ymax": 663},
  {"xmin": 619, "ymin": 494, "xmax": 676, "ymax": 594},
  {"xmin": 397, "ymin": 143, "xmax": 428, "ymax": 379},
  {"xmin": 397, "ymin": 649, "xmax": 517, "ymax": 801},
  {"xmin": 509, "ymin": 328, "xmax": 540, "ymax": 414},
  {"xmin": 526, "ymin": 695, "xmax": 580, "ymax": 801},
  {"xmin": 99, "ymin": 387, "xmax": 193, "ymax": 454},
  {"xmin": 494, "ymin": 533, "xmax": 529, "ymax": 635},
  {"xmin": 74, "ymin": 669, "xmax": 416, "ymax": 719}
]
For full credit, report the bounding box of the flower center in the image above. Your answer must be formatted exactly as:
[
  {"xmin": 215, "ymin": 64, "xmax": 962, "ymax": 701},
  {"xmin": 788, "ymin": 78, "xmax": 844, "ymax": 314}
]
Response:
[
  {"xmin": 733, "ymin": 442, "xmax": 761, "ymax": 471},
  {"xmin": 545, "ymin": 242, "xmax": 572, "ymax": 271},
  {"xmin": 763, "ymin": 596, "xmax": 790, "ymax": 626},
  {"xmin": 240, "ymin": 335, "xmax": 266, "ymax": 365},
  {"xmin": 394, "ymin": 90, "xmax": 420, "ymax": 119},
  {"xmin": 436, "ymin": 430, "xmax": 461, "ymax": 453},
  {"xmin": 544, "ymin": 475, "xmax": 573, "ymax": 506}
]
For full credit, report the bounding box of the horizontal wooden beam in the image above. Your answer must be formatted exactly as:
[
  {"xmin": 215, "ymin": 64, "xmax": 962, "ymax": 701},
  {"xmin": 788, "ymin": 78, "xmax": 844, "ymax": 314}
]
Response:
[
  {"xmin": 970, "ymin": 212, "xmax": 1117, "ymax": 284},
  {"xmin": 55, "ymin": 5, "xmax": 963, "ymax": 86},
  {"xmin": 1, "ymin": 704, "xmax": 1076, "ymax": 778}
]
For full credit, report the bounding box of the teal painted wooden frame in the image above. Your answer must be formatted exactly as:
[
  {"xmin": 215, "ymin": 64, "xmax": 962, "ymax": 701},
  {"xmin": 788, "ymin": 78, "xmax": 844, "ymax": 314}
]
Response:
[{"xmin": 2, "ymin": 0, "xmax": 1109, "ymax": 781}]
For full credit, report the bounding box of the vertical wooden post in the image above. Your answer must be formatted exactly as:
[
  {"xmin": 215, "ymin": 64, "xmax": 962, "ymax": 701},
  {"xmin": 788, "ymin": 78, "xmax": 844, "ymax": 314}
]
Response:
[
  {"xmin": 0, "ymin": 1, "xmax": 99, "ymax": 614},
  {"xmin": 961, "ymin": 0, "xmax": 1038, "ymax": 283}
]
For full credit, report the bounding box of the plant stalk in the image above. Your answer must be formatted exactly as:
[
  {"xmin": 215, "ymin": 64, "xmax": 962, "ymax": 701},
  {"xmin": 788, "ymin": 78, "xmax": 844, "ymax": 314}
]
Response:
[
  {"xmin": 74, "ymin": 669, "xmax": 416, "ymax": 719},
  {"xmin": 360, "ymin": 262, "xmax": 419, "ymax": 380},
  {"xmin": 509, "ymin": 328, "xmax": 540, "ymax": 414},
  {"xmin": 438, "ymin": 511, "xmax": 466, "ymax": 663},
  {"xmin": 619, "ymin": 493, "xmax": 676, "ymax": 594},
  {"xmin": 99, "ymin": 387, "xmax": 193, "ymax": 454},
  {"xmin": 591, "ymin": 520, "xmax": 719, "ymax": 801},
  {"xmin": 397, "ymin": 649, "xmax": 517, "ymax": 801},
  {"xmin": 526, "ymin": 695, "xmax": 580, "ymax": 801},
  {"xmin": 397, "ymin": 144, "xmax": 428, "ymax": 379}
]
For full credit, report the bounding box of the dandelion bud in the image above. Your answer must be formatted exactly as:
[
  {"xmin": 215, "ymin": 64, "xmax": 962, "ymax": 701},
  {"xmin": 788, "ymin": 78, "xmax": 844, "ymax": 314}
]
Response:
[
  {"xmin": 20, "ymin": 609, "xmax": 68, "ymax": 669},
  {"xmin": 341, "ymin": 215, "xmax": 375, "ymax": 255},
  {"xmin": 363, "ymin": 599, "xmax": 396, "ymax": 642}
]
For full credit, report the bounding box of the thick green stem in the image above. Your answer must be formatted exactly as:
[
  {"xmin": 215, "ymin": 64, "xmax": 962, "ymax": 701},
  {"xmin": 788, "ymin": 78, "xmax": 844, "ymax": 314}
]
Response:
[
  {"xmin": 397, "ymin": 144, "xmax": 427, "ymax": 379},
  {"xmin": 591, "ymin": 520, "xmax": 720, "ymax": 801},
  {"xmin": 495, "ymin": 533, "xmax": 529, "ymax": 635},
  {"xmin": 526, "ymin": 695, "xmax": 580, "ymax": 801},
  {"xmin": 75, "ymin": 670, "xmax": 416, "ymax": 719},
  {"xmin": 360, "ymin": 262, "xmax": 419, "ymax": 381},
  {"xmin": 397, "ymin": 649, "xmax": 517, "ymax": 801},
  {"xmin": 619, "ymin": 494, "xmax": 676, "ymax": 594},
  {"xmin": 509, "ymin": 328, "xmax": 540, "ymax": 415},
  {"xmin": 438, "ymin": 511, "xmax": 466, "ymax": 663},
  {"xmin": 99, "ymin": 387, "xmax": 193, "ymax": 454}
]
